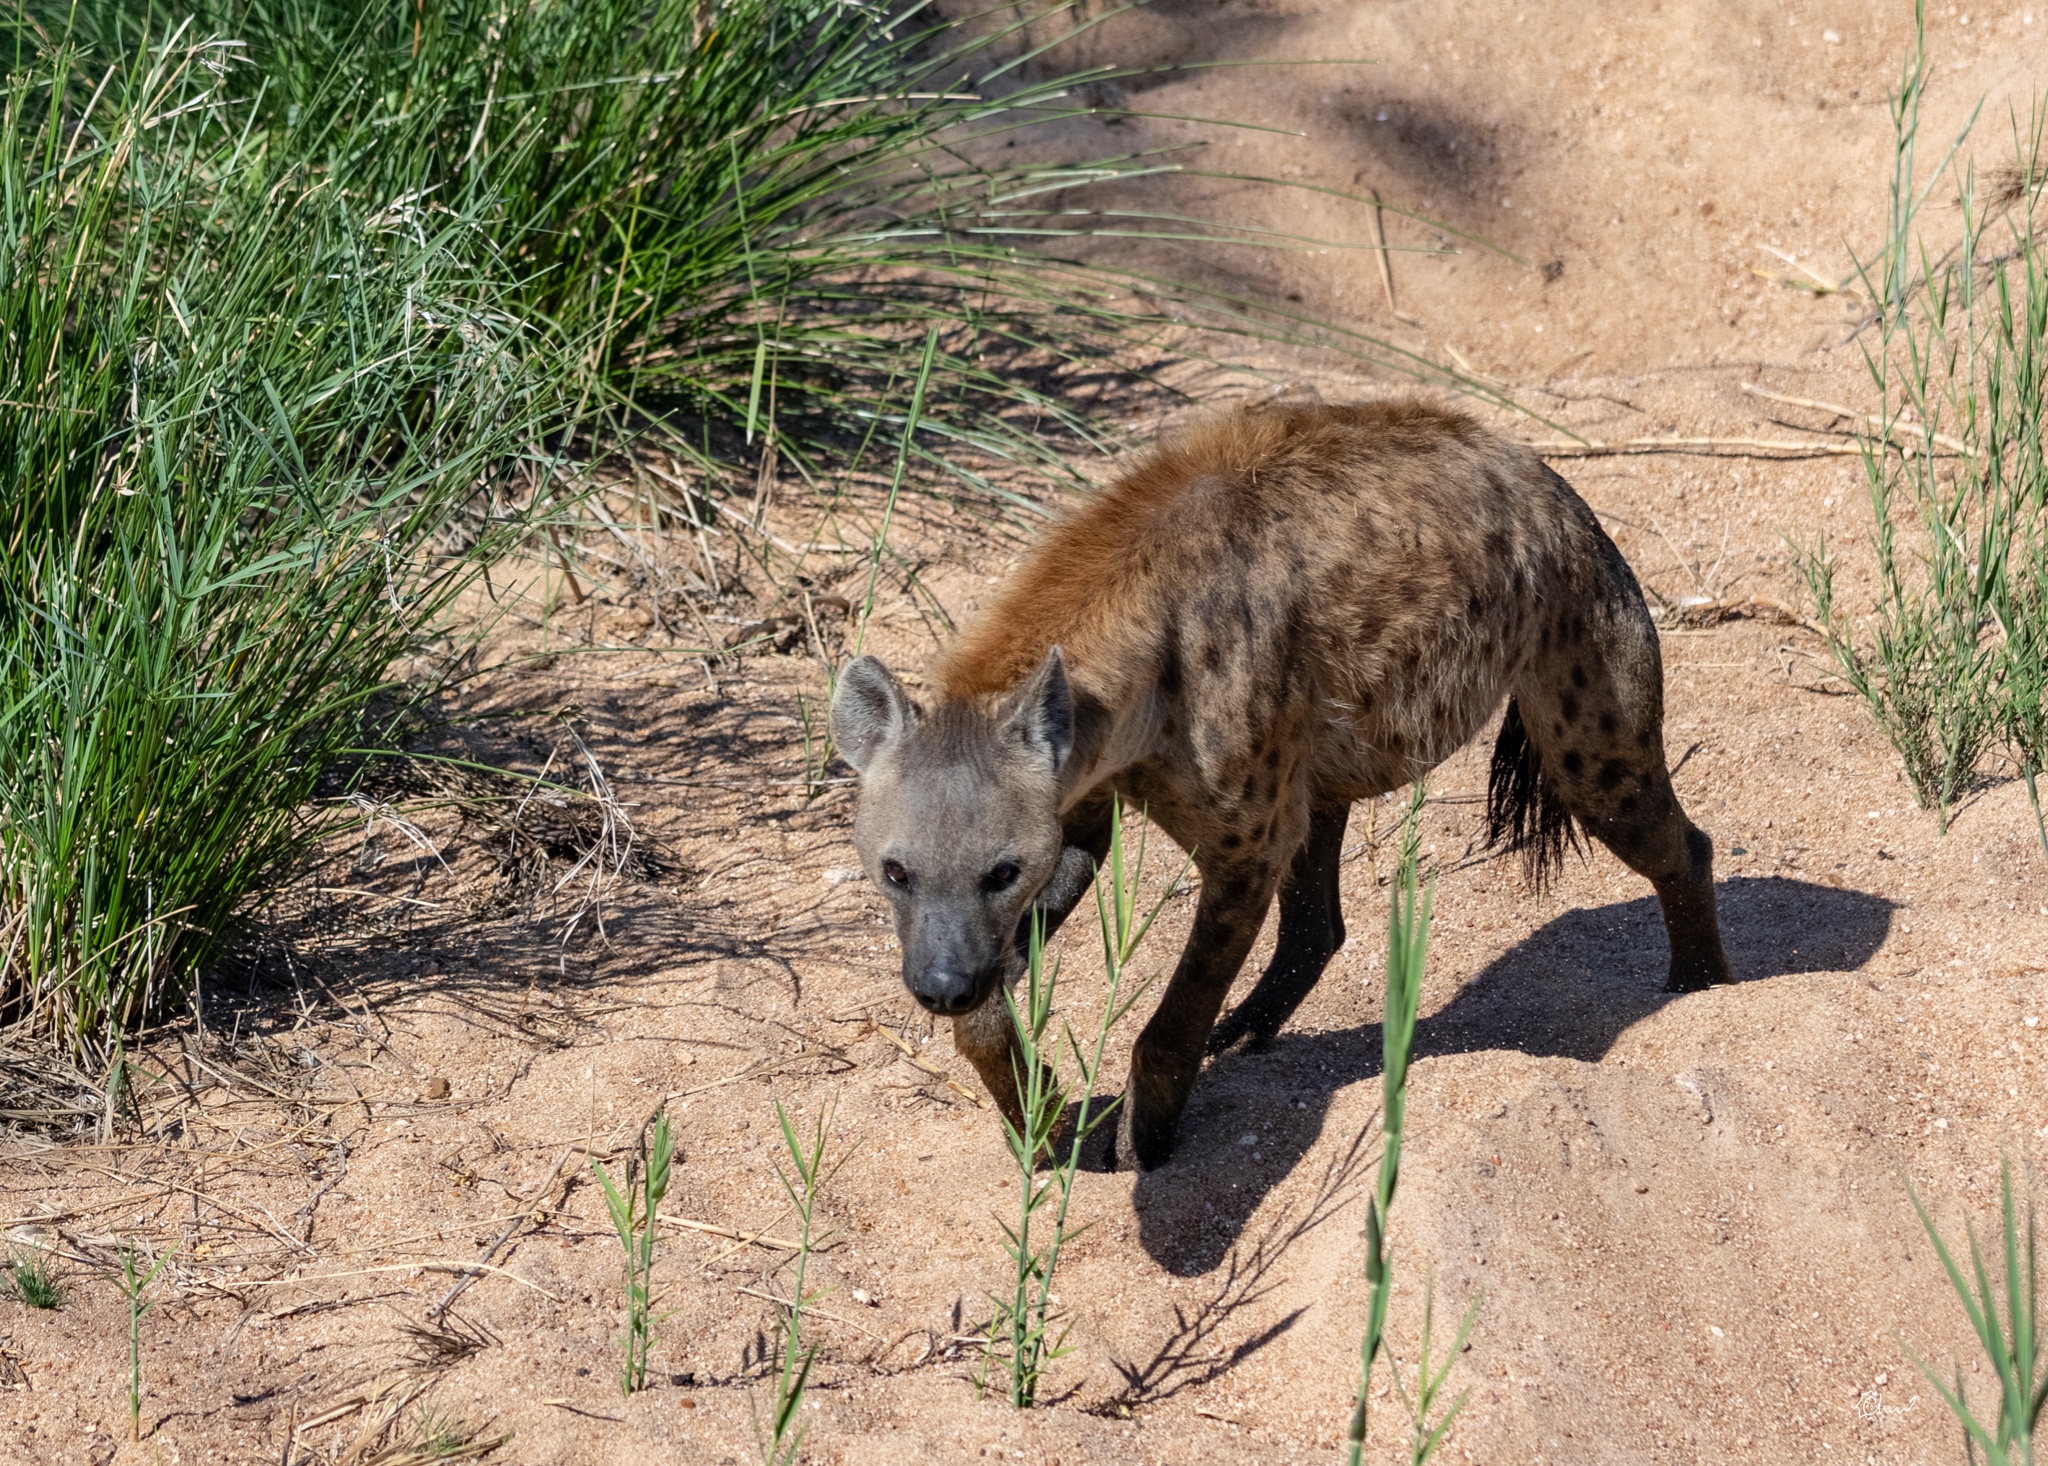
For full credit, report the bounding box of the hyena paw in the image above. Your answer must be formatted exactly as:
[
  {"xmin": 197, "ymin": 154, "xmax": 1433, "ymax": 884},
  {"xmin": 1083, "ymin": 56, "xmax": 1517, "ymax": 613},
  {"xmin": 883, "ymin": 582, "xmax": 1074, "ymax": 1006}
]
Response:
[
  {"xmin": 1110, "ymin": 1096, "xmax": 1176, "ymax": 1172},
  {"xmin": 1662, "ymin": 962, "xmax": 1732, "ymax": 994},
  {"xmin": 1206, "ymin": 1008, "xmax": 1277, "ymax": 1056},
  {"xmin": 1205, "ymin": 1014, "xmax": 1250, "ymax": 1055}
]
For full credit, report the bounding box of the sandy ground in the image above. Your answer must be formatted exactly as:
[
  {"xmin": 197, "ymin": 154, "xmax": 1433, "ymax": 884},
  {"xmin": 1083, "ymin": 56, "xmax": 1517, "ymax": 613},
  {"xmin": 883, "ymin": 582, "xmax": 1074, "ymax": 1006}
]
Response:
[{"xmin": 6, "ymin": 3, "xmax": 2048, "ymax": 1463}]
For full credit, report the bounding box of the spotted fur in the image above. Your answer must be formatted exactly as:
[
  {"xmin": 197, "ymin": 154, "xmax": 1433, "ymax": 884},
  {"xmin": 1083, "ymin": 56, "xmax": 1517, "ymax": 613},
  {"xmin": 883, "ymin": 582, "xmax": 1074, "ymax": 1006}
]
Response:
[{"xmin": 833, "ymin": 397, "xmax": 1731, "ymax": 1170}]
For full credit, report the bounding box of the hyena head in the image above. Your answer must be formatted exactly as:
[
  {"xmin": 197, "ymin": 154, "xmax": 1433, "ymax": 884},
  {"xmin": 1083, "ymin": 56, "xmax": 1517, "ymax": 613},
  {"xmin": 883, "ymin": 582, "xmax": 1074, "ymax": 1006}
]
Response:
[{"xmin": 830, "ymin": 647, "xmax": 1074, "ymax": 1016}]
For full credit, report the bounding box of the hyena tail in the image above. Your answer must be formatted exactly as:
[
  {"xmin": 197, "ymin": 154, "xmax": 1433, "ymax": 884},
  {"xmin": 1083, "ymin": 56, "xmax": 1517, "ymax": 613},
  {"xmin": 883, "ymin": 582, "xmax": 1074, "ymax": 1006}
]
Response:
[{"xmin": 1485, "ymin": 698, "xmax": 1581, "ymax": 893}]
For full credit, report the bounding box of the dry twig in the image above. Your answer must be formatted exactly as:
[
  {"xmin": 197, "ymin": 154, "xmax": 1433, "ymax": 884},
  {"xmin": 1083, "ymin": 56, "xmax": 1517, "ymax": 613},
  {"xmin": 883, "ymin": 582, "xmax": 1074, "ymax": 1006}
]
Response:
[
  {"xmin": 427, "ymin": 1146, "xmax": 574, "ymax": 1320},
  {"xmin": 871, "ymin": 1022, "xmax": 987, "ymax": 1108},
  {"xmin": 1739, "ymin": 382, "xmax": 1971, "ymax": 455}
]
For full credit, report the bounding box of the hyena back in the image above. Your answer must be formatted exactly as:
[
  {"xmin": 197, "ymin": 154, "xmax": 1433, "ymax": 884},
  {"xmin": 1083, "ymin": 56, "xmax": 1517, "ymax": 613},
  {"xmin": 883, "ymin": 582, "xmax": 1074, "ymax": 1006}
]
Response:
[{"xmin": 831, "ymin": 399, "xmax": 1731, "ymax": 1170}]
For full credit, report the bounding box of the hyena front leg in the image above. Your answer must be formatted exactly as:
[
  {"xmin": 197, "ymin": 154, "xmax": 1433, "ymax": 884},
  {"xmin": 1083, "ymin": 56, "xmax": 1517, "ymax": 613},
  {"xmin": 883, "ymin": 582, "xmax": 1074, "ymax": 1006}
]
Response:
[
  {"xmin": 1112, "ymin": 855, "xmax": 1282, "ymax": 1171},
  {"xmin": 952, "ymin": 790, "xmax": 1115, "ymax": 1130},
  {"xmin": 1208, "ymin": 804, "xmax": 1350, "ymax": 1054}
]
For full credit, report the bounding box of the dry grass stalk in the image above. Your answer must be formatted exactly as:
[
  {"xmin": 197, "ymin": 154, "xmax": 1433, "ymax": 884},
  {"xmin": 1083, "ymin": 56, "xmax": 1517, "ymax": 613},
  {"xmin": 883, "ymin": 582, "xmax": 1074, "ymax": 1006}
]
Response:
[
  {"xmin": 1740, "ymin": 381, "xmax": 1972, "ymax": 455},
  {"xmin": 868, "ymin": 1022, "xmax": 988, "ymax": 1108},
  {"xmin": 1370, "ymin": 189, "xmax": 1398, "ymax": 313},
  {"xmin": 1526, "ymin": 435, "xmax": 1869, "ymax": 459}
]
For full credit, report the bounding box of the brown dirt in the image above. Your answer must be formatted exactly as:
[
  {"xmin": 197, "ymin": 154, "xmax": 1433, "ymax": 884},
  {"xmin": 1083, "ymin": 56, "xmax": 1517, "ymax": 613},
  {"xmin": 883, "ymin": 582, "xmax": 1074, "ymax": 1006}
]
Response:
[{"xmin": 6, "ymin": 4, "xmax": 2048, "ymax": 1463}]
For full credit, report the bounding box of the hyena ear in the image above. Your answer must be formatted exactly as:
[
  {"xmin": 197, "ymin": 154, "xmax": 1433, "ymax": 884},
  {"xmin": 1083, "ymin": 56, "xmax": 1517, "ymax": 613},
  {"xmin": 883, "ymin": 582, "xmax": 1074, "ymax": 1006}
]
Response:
[
  {"xmin": 831, "ymin": 656, "xmax": 916, "ymax": 774},
  {"xmin": 1003, "ymin": 645, "xmax": 1075, "ymax": 776}
]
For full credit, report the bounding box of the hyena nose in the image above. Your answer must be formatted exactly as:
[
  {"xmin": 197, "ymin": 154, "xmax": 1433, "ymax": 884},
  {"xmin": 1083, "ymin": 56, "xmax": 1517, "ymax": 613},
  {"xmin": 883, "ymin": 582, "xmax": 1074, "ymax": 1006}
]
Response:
[{"xmin": 909, "ymin": 968, "xmax": 979, "ymax": 1014}]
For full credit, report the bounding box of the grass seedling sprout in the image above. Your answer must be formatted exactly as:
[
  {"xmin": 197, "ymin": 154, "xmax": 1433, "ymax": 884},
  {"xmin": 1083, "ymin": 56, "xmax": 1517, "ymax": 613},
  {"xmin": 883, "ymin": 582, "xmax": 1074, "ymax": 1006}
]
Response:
[
  {"xmin": 754, "ymin": 1098, "xmax": 837, "ymax": 1466},
  {"xmin": 1, "ymin": 1247, "xmax": 64, "ymax": 1309},
  {"xmin": 115, "ymin": 1242, "xmax": 173, "ymax": 1442},
  {"xmin": 1908, "ymin": 1162, "xmax": 2043, "ymax": 1464},
  {"xmin": 984, "ymin": 801, "xmax": 1183, "ymax": 1408},
  {"xmin": 1347, "ymin": 784, "xmax": 1474, "ymax": 1465},
  {"xmin": 591, "ymin": 1106, "xmax": 676, "ymax": 1395},
  {"xmin": 1388, "ymin": 1270, "xmax": 1481, "ymax": 1466}
]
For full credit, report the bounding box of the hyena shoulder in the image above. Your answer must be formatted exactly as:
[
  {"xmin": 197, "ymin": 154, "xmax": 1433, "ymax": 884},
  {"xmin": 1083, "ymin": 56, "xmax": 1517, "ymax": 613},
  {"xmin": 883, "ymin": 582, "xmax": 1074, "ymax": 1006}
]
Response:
[{"xmin": 934, "ymin": 398, "xmax": 1524, "ymax": 701}]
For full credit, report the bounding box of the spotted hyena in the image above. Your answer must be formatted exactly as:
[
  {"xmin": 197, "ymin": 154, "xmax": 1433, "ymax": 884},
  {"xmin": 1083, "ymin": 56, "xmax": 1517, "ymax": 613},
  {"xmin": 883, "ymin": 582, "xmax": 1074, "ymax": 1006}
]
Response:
[{"xmin": 831, "ymin": 399, "xmax": 1731, "ymax": 1170}]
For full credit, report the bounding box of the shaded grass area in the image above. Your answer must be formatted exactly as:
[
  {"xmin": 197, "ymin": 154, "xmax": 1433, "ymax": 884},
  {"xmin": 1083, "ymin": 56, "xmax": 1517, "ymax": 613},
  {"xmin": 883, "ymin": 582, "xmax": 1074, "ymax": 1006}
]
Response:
[{"xmin": 47, "ymin": 0, "xmax": 1486, "ymax": 504}]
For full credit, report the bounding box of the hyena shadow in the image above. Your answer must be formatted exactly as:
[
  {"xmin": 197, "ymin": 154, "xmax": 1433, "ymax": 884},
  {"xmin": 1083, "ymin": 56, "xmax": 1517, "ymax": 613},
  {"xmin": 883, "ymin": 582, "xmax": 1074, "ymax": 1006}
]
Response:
[{"xmin": 1105, "ymin": 876, "xmax": 1895, "ymax": 1275}]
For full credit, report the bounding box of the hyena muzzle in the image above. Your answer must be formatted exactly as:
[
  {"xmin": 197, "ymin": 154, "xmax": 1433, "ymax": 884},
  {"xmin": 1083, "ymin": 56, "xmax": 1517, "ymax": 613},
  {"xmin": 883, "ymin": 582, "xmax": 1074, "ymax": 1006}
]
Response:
[{"xmin": 831, "ymin": 399, "xmax": 1732, "ymax": 1171}]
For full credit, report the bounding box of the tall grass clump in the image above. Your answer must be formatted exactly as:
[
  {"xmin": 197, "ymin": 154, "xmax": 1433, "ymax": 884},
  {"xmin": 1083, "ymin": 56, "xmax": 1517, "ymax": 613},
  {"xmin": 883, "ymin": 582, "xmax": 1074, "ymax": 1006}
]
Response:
[
  {"xmin": 1908, "ymin": 1164, "xmax": 2044, "ymax": 1464},
  {"xmin": 1798, "ymin": 8, "xmax": 2048, "ymax": 846},
  {"xmin": 1347, "ymin": 788, "xmax": 1474, "ymax": 1465},
  {"xmin": 0, "ymin": 34, "xmax": 550, "ymax": 1057},
  {"xmin": 45, "ymin": 0, "xmax": 1500, "ymax": 508},
  {"xmin": 982, "ymin": 802, "xmax": 1179, "ymax": 1408}
]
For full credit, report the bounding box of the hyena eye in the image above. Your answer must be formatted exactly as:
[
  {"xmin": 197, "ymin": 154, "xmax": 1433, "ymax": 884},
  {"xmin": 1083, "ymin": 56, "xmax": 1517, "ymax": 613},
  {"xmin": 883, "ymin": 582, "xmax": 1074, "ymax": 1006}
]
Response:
[
  {"xmin": 881, "ymin": 859, "xmax": 910, "ymax": 888},
  {"xmin": 981, "ymin": 861, "xmax": 1021, "ymax": 894}
]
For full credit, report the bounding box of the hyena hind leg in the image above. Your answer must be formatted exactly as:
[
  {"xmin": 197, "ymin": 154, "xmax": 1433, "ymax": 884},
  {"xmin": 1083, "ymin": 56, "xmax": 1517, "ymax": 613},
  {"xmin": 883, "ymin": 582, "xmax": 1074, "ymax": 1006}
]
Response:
[
  {"xmin": 1498, "ymin": 616, "xmax": 1733, "ymax": 993},
  {"xmin": 1207, "ymin": 804, "xmax": 1350, "ymax": 1054}
]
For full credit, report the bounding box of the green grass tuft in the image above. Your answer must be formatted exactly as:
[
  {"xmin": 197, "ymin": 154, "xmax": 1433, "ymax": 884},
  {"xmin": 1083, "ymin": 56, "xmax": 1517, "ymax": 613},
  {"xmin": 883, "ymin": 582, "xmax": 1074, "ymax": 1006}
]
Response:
[
  {"xmin": 754, "ymin": 1099, "xmax": 837, "ymax": 1466},
  {"xmin": 1798, "ymin": 5, "xmax": 2048, "ymax": 844},
  {"xmin": 1347, "ymin": 786, "xmax": 1474, "ymax": 1465},
  {"xmin": 114, "ymin": 1242, "xmax": 173, "ymax": 1442},
  {"xmin": 2, "ymin": 1246, "xmax": 64, "ymax": 1309}
]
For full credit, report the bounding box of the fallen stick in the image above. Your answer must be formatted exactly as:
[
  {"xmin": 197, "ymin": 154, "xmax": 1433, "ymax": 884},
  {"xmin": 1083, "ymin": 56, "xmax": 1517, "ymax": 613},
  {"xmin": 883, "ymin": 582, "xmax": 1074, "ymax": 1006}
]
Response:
[
  {"xmin": 1369, "ymin": 189, "xmax": 1396, "ymax": 313},
  {"xmin": 657, "ymin": 1215, "xmax": 802, "ymax": 1252},
  {"xmin": 664, "ymin": 1055, "xmax": 785, "ymax": 1101},
  {"xmin": 1652, "ymin": 594, "xmax": 1821, "ymax": 634},
  {"xmin": 77, "ymin": 1163, "xmax": 313, "ymax": 1258},
  {"xmin": 737, "ymin": 1284, "xmax": 889, "ymax": 1343},
  {"xmin": 427, "ymin": 1146, "xmax": 573, "ymax": 1320},
  {"xmin": 1739, "ymin": 382, "xmax": 1972, "ymax": 455},
  {"xmin": 1522, "ymin": 435, "xmax": 1867, "ymax": 459},
  {"xmin": 226, "ymin": 1260, "xmax": 562, "ymax": 1299}
]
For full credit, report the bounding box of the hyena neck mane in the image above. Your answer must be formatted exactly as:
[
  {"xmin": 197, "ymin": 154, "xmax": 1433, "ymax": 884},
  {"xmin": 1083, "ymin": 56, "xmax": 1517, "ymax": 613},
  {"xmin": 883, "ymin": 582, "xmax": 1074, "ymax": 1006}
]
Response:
[{"xmin": 927, "ymin": 435, "xmax": 1204, "ymax": 797}]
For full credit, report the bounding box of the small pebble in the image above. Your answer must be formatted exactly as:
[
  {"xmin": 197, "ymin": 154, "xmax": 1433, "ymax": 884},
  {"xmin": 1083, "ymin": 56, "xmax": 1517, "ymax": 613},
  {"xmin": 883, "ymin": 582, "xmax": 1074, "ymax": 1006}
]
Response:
[{"xmin": 424, "ymin": 1077, "xmax": 450, "ymax": 1101}]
